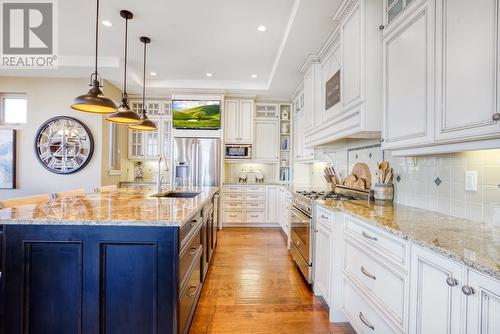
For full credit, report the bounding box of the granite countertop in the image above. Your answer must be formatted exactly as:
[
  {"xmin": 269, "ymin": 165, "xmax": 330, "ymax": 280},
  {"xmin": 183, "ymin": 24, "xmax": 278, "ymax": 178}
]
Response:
[
  {"xmin": 316, "ymin": 198, "xmax": 500, "ymax": 281},
  {"xmin": 0, "ymin": 186, "xmax": 219, "ymax": 227}
]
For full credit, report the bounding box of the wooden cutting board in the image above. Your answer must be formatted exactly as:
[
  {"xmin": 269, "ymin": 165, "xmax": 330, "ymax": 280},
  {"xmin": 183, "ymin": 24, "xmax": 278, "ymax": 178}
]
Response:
[{"xmin": 352, "ymin": 163, "xmax": 371, "ymax": 189}]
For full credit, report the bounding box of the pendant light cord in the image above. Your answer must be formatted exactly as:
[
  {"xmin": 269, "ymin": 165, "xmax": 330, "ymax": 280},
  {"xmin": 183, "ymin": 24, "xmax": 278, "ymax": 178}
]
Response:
[
  {"xmin": 142, "ymin": 39, "xmax": 147, "ymax": 117},
  {"xmin": 123, "ymin": 17, "xmax": 128, "ymax": 96},
  {"xmin": 94, "ymin": 0, "xmax": 99, "ymax": 77}
]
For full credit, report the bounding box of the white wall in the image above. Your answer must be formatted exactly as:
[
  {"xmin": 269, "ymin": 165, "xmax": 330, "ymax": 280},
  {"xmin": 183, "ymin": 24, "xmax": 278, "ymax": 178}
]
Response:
[{"xmin": 0, "ymin": 76, "xmax": 120, "ymax": 199}]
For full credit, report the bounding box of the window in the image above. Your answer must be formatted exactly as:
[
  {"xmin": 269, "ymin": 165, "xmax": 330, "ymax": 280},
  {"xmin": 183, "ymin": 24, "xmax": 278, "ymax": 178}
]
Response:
[{"xmin": 1, "ymin": 94, "xmax": 27, "ymax": 125}]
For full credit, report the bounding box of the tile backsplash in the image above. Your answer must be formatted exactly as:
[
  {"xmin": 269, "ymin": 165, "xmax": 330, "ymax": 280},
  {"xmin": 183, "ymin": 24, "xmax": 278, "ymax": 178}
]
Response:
[{"xmin": 387, "ymin": 150, "xmax": 500, "ymax": 224}]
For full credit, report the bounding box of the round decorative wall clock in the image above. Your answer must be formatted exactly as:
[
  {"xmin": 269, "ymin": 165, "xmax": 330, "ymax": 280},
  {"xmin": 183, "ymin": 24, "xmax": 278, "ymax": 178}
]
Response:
[{"xmin": 34, "ymin": 116, "xmax": 94, "ymax": 174}]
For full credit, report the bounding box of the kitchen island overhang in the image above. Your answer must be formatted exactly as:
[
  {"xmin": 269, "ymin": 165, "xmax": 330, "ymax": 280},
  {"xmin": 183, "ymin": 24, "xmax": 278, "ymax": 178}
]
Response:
[{"xmin": 0, "ymin": 186, "xmax": 219, "ymax": 334}]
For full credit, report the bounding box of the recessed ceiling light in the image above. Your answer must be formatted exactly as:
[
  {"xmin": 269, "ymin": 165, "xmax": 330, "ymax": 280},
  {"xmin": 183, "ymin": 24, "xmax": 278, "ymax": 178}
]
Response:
[
  {"xmin": 150, "ymin": 72, "xmax": 157, "ymax": 76},
  {"xmin": 251, "ymin": 74, "xmax": 258, "ymax": 79},
  {"xmin": 102, "ymin": 20, "xmax": 112, "ymax": 27},
  {"xmin": 206, "ymin": 73, "xmax": 213, "ymax": 77},
  {"xmin": 257, "ymin": 25, "xmax": 267, "ymax": 32}
]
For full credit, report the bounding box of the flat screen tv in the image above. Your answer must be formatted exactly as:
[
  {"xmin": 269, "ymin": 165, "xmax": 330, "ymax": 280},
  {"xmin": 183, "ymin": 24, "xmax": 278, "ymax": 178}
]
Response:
[{"xmin": 172, "ymin": 100, "xmax": 221, "ymax": 130}]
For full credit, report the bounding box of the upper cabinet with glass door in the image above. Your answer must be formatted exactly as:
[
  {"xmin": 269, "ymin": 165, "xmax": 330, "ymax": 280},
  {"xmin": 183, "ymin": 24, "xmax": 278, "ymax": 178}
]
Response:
[
  {"xmin": 255, "ymin": 103, "xmax": 279, "ymax": 119},
  {"xmin": 128, "ymin": 99, "xmax": 173, "ymax": 160},
  {"xmin": 385, "ymin": 0, "xmax": 415, "ymax": 29}
]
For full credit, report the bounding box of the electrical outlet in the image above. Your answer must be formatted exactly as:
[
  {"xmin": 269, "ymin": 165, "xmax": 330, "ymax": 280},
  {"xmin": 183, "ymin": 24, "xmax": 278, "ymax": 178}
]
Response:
[{"xmin": 465, "ymin": 171, "xmax": 478, "ymax": 192}]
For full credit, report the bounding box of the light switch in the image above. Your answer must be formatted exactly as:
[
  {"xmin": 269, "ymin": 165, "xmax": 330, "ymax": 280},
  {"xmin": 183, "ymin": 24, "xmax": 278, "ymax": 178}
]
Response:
[{"xmin": 465, "ymin": 171, "xmax": 478, "ymax": 192}]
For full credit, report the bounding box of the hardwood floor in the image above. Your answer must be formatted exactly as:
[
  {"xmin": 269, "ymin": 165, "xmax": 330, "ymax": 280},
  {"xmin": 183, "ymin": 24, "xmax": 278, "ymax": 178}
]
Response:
[{"xmin": 189, "ymin": 228, "xmax": 355, "ymax": 334}]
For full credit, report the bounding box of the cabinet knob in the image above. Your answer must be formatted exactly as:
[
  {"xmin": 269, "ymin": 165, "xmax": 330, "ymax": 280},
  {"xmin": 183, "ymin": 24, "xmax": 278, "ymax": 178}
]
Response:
[
  {"xmin": 462, "ymin": 285, "xmax": 475, "ymax": 296},
  {"xmin": 379, "ymin": 138, "xmax": 385, "ymax": 143},
  {"xmin": 493, "ymin": 113, "xmax": 500, "ymax": 121},
  {"xmin": 446, "ymin": 276, "xmax": 458, "ymax": 287},
  {"xmin": 379, "ymin": 25, "xmax": 385, "ymax": 30}
]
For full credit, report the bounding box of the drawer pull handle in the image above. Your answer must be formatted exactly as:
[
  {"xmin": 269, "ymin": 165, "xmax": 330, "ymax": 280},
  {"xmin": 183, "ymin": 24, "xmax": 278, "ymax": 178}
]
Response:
[
  {"xmin": 360, "ymin": 266, "xmax": 376, "ymax": 280},
  {"xmin": 250, "ymin": 215, "xmax": 259, "ymax": 218},
  {"xmin": 462, "ymin": 285, "xmax": 475, "ymax": 296},
  {"xmin": 446, "ymin": 277, "xmax": 458, "ymax": 287},
  {"xmin": 189, "ymin": 247, "xmax": 198, "ymax": 256},
  {"xmin": 229, "ymin": 215, "xmax": 237, "ymax": 218},
  {"xmin": 361, "ymin": 231, "xmax": 378, "ymax": 241},
  {"xmin": 359, "ymin": 312, "xmax": 375, "ymax": 330},
  {"xmin": 320, "ymin": 214, "xmax": 328, "ymax": 220},
  {"xmin": 188, "ymin": 285, "xmax": 198, "ymax": 297}
]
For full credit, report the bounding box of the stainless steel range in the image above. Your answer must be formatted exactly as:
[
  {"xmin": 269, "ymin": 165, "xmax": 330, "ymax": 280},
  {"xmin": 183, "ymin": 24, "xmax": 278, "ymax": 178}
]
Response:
[
  {"xmin": 289, "ymin": 190, "xmax": 356, "ymax": 284},
  {"xmin": 288, "ymin": 192, "xmax": 314, "ymax": 284}
]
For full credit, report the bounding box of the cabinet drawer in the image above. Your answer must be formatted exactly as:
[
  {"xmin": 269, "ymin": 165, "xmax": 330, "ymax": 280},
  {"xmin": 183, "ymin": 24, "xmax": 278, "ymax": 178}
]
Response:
[
  {"xmin": 178, "ymin": 253, "xmax": 202, "ymax": 334},
  {"xmin": 344, "ymin": 238, "xmax": 407, "ymax": 328},
  {"xmin": 223, "ymin": 211, "xmax": 243, "ymax": 223},
  {"xmin": 223, "ymin": 185, "xmax": 244, "ymax": 193},
  {"xmin": 316, "ymin": 206, "xmax": 333, "ymax": 227},
  {"xmin": 223, "ymin": 193, "xmax": 243, "ymax": 201},
  {"xmin": 343, "ymin": 278, "xmax": 400, "ymax": 334},
  {"xmin": 223, "ymin": 201, "xmax": 243, "ymax": 210},
  {"xmin": 244, "ymin": 201, "xmax": 265, "ymax": 210},
  {"xmin": 179, "ymin": 228, "xmax": 202, "ymax": 289},
  {"xmin": 345, "ymin": 215, "xmax": 407, "ymax": 267},
  {"xmin": 179, "ymin": 213, "xmax": 202, "ymax": 250},
  {"xmin": 245, "ymin": 193, "xmax": 265, "ymax": 201},
  {"xmin": 245, "ymin": 211, "xmax": 265, "ymax": 223},
  {"xmin": 246, "ymin": 185, "xmax": 265, "ymax": 193}
]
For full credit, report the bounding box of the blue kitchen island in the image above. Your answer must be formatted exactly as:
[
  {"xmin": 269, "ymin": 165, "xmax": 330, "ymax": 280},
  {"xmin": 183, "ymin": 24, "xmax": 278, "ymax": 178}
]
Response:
[{"xmin": 0, "ymin": 186, "xmax": 219, "ymax": 334}]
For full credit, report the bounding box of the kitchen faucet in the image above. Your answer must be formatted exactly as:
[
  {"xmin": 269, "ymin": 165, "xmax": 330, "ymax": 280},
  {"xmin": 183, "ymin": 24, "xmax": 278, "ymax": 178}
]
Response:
[{"xmin": 157, "ymin": 155, "xmax": 169, "ymax": 193}]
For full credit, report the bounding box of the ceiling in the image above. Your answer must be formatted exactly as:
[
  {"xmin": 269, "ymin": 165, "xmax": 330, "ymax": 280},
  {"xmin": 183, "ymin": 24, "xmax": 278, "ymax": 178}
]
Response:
[{"xmin": 0, "ymin": 0, "xmax": 342, "ymax": 99}]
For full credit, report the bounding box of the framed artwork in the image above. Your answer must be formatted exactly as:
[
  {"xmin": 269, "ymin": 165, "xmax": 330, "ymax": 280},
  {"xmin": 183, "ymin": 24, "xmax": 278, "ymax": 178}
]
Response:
[
  {"xmin": 0, "ymin": 129, "xmax": 16, "ymax": 189},
  {"xmin": 325, "ymin": 70, "xmax": 341, "ymax": 110}
]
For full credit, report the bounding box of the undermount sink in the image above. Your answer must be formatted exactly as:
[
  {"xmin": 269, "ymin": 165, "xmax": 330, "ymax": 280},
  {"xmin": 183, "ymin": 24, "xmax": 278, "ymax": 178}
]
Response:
[{"xmin": 151, "ymin": 191, "xmax": 200, "ymax": 198}]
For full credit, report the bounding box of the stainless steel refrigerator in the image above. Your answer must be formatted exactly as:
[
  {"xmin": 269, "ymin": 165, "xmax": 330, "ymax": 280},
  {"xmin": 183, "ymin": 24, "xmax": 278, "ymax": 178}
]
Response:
[{"xmin": 172, "ymin": 137, "xmax": 221, "ymax": 186}]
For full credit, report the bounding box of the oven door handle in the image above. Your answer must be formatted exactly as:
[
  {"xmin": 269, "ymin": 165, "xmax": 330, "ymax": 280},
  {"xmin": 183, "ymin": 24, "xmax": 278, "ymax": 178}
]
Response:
[{"xmin": 288, "ymin": 207, "xmax": 310, "ymax": 223}]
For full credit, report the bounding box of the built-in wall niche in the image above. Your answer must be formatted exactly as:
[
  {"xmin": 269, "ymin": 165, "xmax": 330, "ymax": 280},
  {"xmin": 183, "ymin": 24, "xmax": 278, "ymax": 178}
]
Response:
[{"xmin": 224, "ymin": 163, "xmax": 277, "ymax": 184}]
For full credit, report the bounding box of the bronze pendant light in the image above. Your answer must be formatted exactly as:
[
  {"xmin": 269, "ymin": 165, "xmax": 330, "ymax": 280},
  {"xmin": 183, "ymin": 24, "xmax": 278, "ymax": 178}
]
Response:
[
  {"xmin": 71, "ymin": 0, "xmax": 117, "ymax": 114},
  {"xmin": 106, "ymin": 10, "xmax": 141, "ymax": 124},
  {"xmin": 129, "ymin": 36, "xmax": 157, "ymax": 131}
]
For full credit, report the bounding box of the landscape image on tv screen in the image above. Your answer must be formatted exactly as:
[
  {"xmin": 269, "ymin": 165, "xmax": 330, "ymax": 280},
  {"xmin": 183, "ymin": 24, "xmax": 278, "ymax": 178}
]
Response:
[{"xmin": 172, "ymin": 100, "xmax": 221, "ymax": 129}]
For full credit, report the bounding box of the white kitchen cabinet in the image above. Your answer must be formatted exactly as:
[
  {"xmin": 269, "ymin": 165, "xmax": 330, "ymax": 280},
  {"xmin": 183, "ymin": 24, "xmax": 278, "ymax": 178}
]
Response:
[
  {"xmin": 254, "ymin": 120, "xmax": 279, "ymax": 162},
  {"xmin": 222, "ymin": 185, "xmax": 273, "ymax": 226},
  {"xmin": 435, "ymin": 0, "xmax": 500, "ymax": 142},
  {"xmin": 160, "ymin": 119, "xmax": 172, "ymax": 158},
  {"xmin": 305, "ymin": 0, "xmax": 383, "ymax": 147},
  {"xmin": 128, "ymin": 99, "xmax": 172, "ymax": 160},
  {"xmin": 314, "ymin": 208, "xmax": 333, "ymax": 304},
  {"xmin": 409, "ymin": 245, "xmax": 465, "ymax": 334},
  {"xmin": 224, "ymin": 99, "xmax": 254, "ymax": 144},
  {"xmin": 303, "ymin": 68, "xmax": 315, "ymax": 131},
  {"xmin": 466, "ymin": 270, "xmax": 500, "ymax": 334},
  {"xmin": 144, "ymin": 119, "xmax": 160, "ymax": 158},
  {"xmin": 293, "ymin": 111, "xmax": 315, "ymax": 161},
  {"xmin": 266, "ymin": 186, "xmax": 279, "ymax": 223},
  {"xmin": 255, "ymin": 103, "xmax": 279, "ymax": 119},
  {"xmin": 224, "ymin": 100, "xmax": 239, "ymax": 143},
  {"xmin": 341, "ymin": 4, "xmax": 362, "ymax": 111},
  {"xmin": 382, "ymin": 0, "xmax": 435, "ymax": 149},
  {"xmin": 128, "ymin": 130, "xmax": 144, "ymax": 159}
]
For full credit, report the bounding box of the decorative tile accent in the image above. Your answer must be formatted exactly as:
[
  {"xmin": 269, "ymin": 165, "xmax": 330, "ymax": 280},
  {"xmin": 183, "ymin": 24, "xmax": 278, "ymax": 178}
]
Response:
[
  {"xmin": 369, "ymin": 153, "xmax": 373, "ymax": 158},
  {"xmin": 435, "ymin": 177, "xmax": 442, "ymax": 186},
  {"xmin": 355, "ymin": 154, "xmax": 358, "ymax": 159},
  {"xmin": 396, "ymin": 175, "xmax": 401, "ymax": 183}
]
